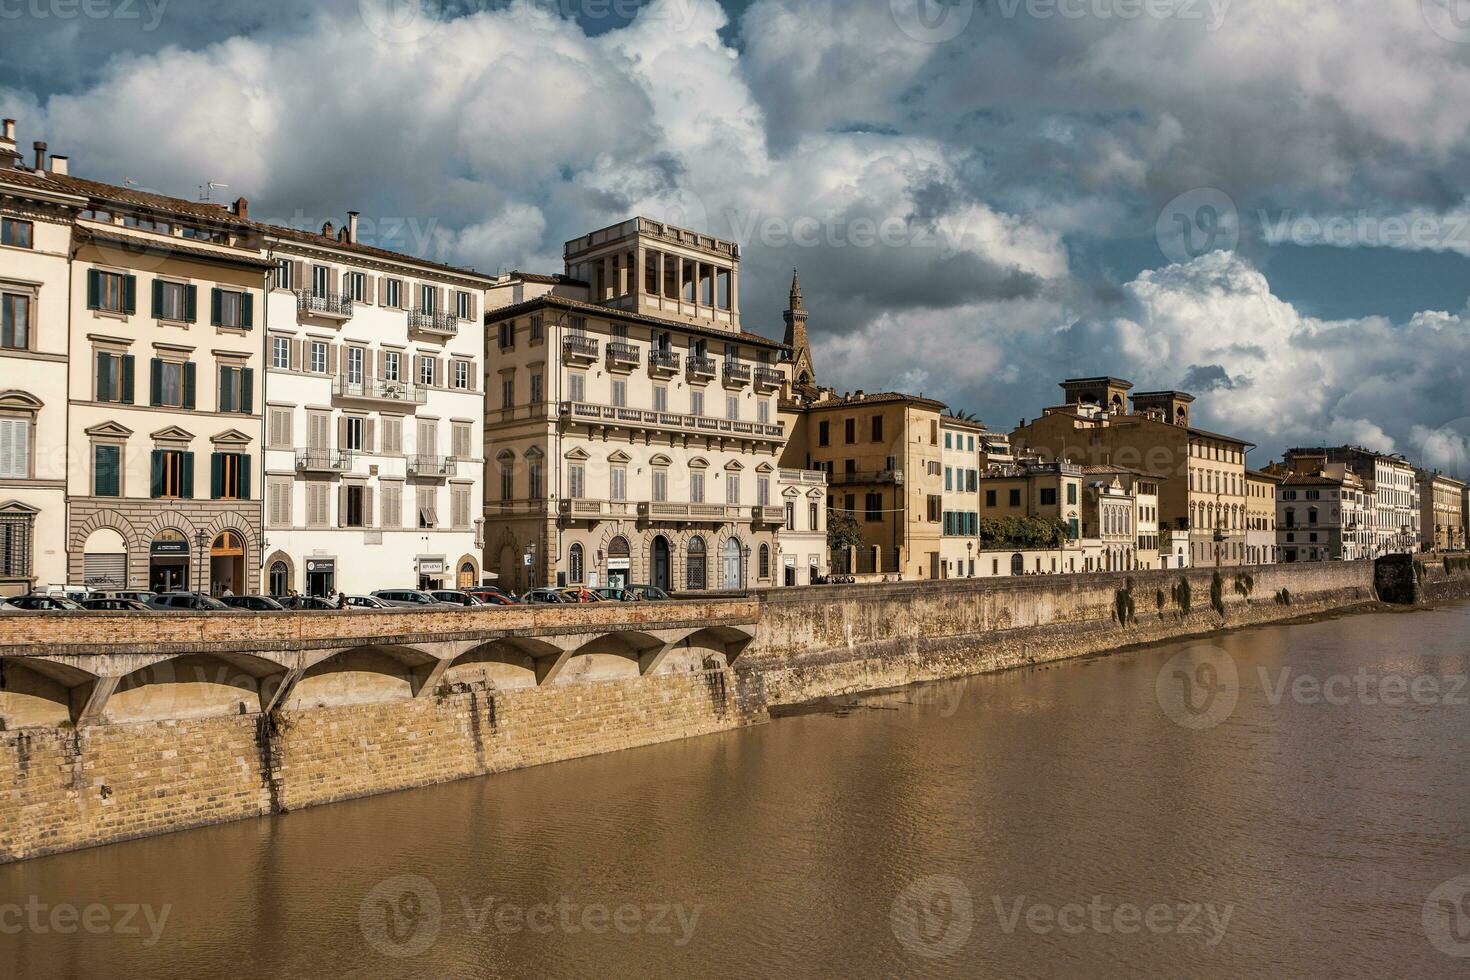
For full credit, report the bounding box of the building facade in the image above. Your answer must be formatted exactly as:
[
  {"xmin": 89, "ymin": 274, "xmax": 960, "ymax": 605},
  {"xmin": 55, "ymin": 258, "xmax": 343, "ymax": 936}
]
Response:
[
  {"xmin": 1284, "ymin": 447, "xmax": 1419, "ymax": 557},
  {"xmin": 482, "ymin": 219, "xmax": 788, "ymax": 593},
  {"xmin": 258, "ymin": 216, "xmax": 491, "ymax": 596},
  {"xmin": 1415, "ymin": 469, "xmax": 1465, "ymax": 553},
  {"xmin": 1277, "ymin": 471, "xmax": 1371, "ymax": 562},
  {"xmin": 1245, "ymin": 469, "xmax": 1281, "ymax": 565},
  {"xmin": 777, "ymin": 467, "xmax": 827, "ymax": 585}
]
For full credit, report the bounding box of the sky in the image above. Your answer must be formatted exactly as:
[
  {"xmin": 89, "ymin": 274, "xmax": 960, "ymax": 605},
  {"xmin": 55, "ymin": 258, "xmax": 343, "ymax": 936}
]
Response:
[{"xmin": 4, "ymin": 0, "xmax": 1470, "ymax": 475}]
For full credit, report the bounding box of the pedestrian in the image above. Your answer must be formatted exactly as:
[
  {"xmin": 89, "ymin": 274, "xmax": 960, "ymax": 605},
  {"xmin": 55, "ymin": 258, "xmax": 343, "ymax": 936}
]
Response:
[{"xmin": 335, "ymin": 591, "xmax": 347, "ymax": 610}]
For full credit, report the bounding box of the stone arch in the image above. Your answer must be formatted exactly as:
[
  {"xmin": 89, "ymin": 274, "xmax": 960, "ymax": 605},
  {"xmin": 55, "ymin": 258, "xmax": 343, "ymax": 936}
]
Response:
[
  {"xmin": 291, "ymin": 644, "xmax": 439, "ymax": 709},
  {"xmin": 264, "ymin": 550, "xmax": 295, "ymax": 595},
  {"xmin": 558, "ymin": 629, "xmax": 660, "ymax": 683},
  {"xmin": 455, "ymin": 553, "xmax": 480, "ymax": 588},
  {"xmin": 70, "ymin": 508, "xmax": 142, "ymax": 554},
  {"xmin": 108, "ymin": 651, "xmax": 291, "ymax": 723},
  {"xmin": 444, "ymin": 637, "xmax": 553, "ymax": 690},
  {"xmin": 0, "ymin": 657, "xmax": 98, "ymax": 729}
]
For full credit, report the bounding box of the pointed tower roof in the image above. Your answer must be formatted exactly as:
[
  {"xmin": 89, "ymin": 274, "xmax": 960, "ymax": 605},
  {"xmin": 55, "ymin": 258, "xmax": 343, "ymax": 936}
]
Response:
[
  {"xmin": 783, "ymin": 267, "xmax": 815, "ymax": 388},
  {"xmin": 789, "ymin": 268, "xmax": 804, "ymax": 310}
]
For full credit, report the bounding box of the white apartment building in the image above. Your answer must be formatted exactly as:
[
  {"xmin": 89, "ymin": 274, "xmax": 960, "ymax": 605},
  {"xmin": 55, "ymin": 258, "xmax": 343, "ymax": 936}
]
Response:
[
  {"xmin": 1278, "ymin": 471, "xmax": 1372, "ymax": 562},
  {"xmin": 259, "ymin": 215, "xmax": 492, "ymax": 596},
  {"xmin": 777, "ymin": 467, "xmax": 827, "ymax": 585},
  {"xmin": 1284, "ymin": 447, "xmax": 1418, "ymax": 558},
  {"xmin": 482, "ymin": 218, "xmax": 789, "ymax": 594}
]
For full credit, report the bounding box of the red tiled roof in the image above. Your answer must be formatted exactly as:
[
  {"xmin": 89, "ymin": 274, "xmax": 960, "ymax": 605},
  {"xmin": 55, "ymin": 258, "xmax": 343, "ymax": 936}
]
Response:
[{"xmin": 484, "ymin": 293, "xmax": 789, "ymax": 351}]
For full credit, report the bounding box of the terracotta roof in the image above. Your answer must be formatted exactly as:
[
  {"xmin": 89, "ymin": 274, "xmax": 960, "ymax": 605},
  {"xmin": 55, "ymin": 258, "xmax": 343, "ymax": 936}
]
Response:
[
  {"xmin": 798, "ymin": 391, "xmax": 948, "ymax": 412},
  {"xmin": 261, "ymin": 221, "xmax": 495, "ymax": 283},
  {"xmin": 503, "ymin": 270, "xmax": 587, "ymax": 286},
  {"xmin": 941, "ymin": 415, "xmax": 989, "ymax": 431},
  {"xmin": 76, "ymin": 228, "xmax": 277, "ymax": 271},
  {"xmin": 1247, "ymin": 468, "xmax": 1285, "ymax": 482},
  {"xmin": 483, "ymin": 293, "xmax": 789, "ymax": 351},
  {"xmin": 0, "ymin": 166, "xmax": 253, "ymax": 226}
]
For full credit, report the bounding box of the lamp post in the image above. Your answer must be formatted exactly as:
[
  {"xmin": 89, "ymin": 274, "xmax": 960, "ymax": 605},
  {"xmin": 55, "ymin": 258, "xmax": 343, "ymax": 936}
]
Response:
[{"xmin": 194, "ymin": 529, "xmax": 210, "ymax": 593}]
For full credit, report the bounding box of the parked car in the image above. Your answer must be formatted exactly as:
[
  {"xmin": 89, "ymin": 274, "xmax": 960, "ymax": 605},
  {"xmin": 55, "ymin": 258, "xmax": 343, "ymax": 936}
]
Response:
[
  {"xmin": 338, "ymin": 594, "xmax": 392, "ymax": 611},
  {"xmin": 372, "ymin": 589, "xmax": 455, "ymax": 608},
  {"xmin": 94, "ymin": 589, "xmax": 159, "ymax": 605},
  {"xmin": 465, "ymin": 588, "xmax": 519, "ymax": 606},
  {"xmin": 37, "ymin": 584, "xmax": 93, "ymax": 603},
  {"xmin": 80, "ymin": 597, "xmax": 152, "ymax": 611},
  {"xmin": 147, "ymin": 592, "xmax": 228, "ymax": 611},
  {"xmin": 6, "ymin": 594, "xmax": 83, "ymax": 611},
  {"xmin": 429, "ymin": 590, "xmax": 484, "ymax": 607},
  {"xmin": 220, "ymin": 594, "xmax": 286, "ymax": 611},
  {"xmin": 275, "ymin": 594, "xmax": 339, "ymax": 611},
  {"xmin": 628, "ymin": 585, "xmax": 671, "ymax": 601},
  {"xmin": 523, "ymin": 588, "xmax": 571, "ymax": 604},
  {"xmin": 594, "ymin": 587, "xmax": 641, "ymax": 602},
  {"xmin": 558, "ymin": 587, "xmax": 605, "ymax": 603}
]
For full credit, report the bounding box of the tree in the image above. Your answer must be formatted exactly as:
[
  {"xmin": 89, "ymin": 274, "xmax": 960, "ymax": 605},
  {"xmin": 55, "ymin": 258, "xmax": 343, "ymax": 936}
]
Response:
[{"xmin": 827, "ymin": 508, "xmax": 864, "ymax": 554}]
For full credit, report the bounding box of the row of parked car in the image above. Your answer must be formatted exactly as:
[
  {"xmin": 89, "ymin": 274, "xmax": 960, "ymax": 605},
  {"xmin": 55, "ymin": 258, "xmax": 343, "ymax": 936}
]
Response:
[{"xmin": 0, "ymin": 584, "xmax": 674, "ymax": 613}]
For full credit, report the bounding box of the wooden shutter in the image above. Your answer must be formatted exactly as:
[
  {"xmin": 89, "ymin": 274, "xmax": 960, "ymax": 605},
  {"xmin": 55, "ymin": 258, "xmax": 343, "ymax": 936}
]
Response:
[
  {"xmin": 95, "ymin": 351, "xmax": 111, "ymax": 401},
  {"xmin": 239, "ymin": 458, "xmax": 251, "ymax": 500},
  {"xmin": 120, "ymin": 354, "xmax": 135, "ymax": 404},
  {"xmin": 337, "ymin": 483, "xmax": 347, "ymax": 527},
  {"xmin": 241, "ymin": 368, "xmax": 254, "ymax": 414},
  {"xmin": 337, "ymin": 416, "xmax": 348, "ymax": 450},
  {"xmin": 364, "ymin": 418, "xmax": 376, "ymax": 453},
  {"xmin": 86, "ymin": 269, "xmax": 101, "ymax": 309},
  {"xmin": 184, "ymin": 284, "xmax": 197, "ymax": 323},
  {"xmin": 150, "ymin": 450, "xmax": 163, "ymax": 497},
  {"xmin": 149, "ymin": 358, "xmax": 162, "ymax": 406},
  {"xmin": 211, "ymin": 452, "xmax": 223, "ymax": 499},
  {"xmin": 377, "ymin": 349, "xmax": 387, "ymax": 378},
  {"xmin": 122, "ymin": 275, "xmax": 137, "ymax": 314},
  {"xmin": 182, "ymin": 362, "xmax": 197, "ymax": 410},
  {"xmin": 151, "ymin": 279, "xmax": 164, "ymax": 318},
  {"xmin": 292, "ymin": 260, "xmax": 306, "ymax": 290},
  {"xmin": 327, "ymin": 344, "xmax": 338, "ymax": 376},
  {"xmin": 242, "ymin": 293, "xmax": 254, "ymax": 329},
  {"xmin": 364, "ymin": 485, "xmax": 375, "ymax": 528},
  {"xmin": 210, "ymin": 288, "xmax": 222, "ymax": 326},
  {"xmin": 294, "ymin": 339, "xmax": 306, "ymax": 371},
  {"xmin": 180, "ymin": 451, "xmax": 195, "ymax": 499}
]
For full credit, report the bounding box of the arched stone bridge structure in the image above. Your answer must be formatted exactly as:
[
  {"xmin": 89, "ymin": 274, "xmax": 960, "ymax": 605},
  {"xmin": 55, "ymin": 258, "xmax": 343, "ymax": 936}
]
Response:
[{"xmin": 0, "ymin": 601, "xmax": 758, "ymax": 729}]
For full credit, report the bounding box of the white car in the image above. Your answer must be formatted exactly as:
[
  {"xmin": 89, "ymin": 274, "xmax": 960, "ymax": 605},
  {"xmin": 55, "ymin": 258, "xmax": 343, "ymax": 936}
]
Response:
[{"xmin": 341, "ymin": 594, "xmax": 393, "ymax": 611}]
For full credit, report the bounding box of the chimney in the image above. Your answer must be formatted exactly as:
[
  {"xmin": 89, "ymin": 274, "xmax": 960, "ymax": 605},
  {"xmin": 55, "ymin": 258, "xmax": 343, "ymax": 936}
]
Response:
[
  {"xmin": 2, "ymin": 119, "xmax": 13, "ymax": 141},
  {"xmin": 347, "ymin": 211, "xmax": 359, "ymax": 244},
  {"xmin": 49, "ymin": 155, "xmax": 68, "ymax": 176},
  {"xmin": 232, "ymin": 196, "xmax": 249, "ymax": 220},
  {"xmin": 33, "ymin": 141, "xmax": 47, "ymax": 172},
  {"xmin": 321, "ymin": 220, "xmax": 334, "ymax": 239},
  {"xmin": 0, "ymin": 120, "xmax": 17, "ymax": 168}
]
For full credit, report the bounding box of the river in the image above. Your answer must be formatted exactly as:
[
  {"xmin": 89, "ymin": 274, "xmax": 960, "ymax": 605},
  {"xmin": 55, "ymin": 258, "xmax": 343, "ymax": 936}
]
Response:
[{"xmin": 3, "ymin": 601, "xmax": 1470, "ymax": 978}]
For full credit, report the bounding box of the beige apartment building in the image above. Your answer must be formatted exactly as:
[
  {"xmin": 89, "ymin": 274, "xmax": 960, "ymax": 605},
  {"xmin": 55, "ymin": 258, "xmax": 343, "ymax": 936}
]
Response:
[
  {"xmin": 1416, "ymin": 469, "xmax": 1465, "ymax": 553},
  {"xmin": 1245, "ymin": 469, "xmax": 1281, "ymax": 565},
  {"xmin": 1283, "ymin": 447, "xmax": 1418, "ymax": 556},
  {"xmin": 1011, "ymin": 378, "xmax": 1253, "ymax": 567},
  {"xmin": 482, "ymin": 218, "xmax": 788, "ymax": 593}
]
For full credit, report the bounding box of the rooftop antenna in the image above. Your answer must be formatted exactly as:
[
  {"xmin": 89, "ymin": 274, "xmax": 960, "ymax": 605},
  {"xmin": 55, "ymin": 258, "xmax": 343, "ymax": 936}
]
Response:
[
  {"xmin": 199, "ymin": 181, "xmax": 229, "ymax": 202},
  {"xmin": 124, "ymin": 178, "xmax": 139, "ymax": 186}
]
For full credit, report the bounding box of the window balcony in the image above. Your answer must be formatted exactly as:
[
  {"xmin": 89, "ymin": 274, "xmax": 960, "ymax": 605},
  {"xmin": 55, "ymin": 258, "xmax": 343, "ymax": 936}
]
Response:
[
  {"xmin": 779, "ymin": 468, "xmax": 828, "ymax": 486},
  {"xmin": 829, "ymin": 469, "xmax": 904, "ymax": 487},
  {"xmin": 332, "ymin": 375, "xmax": 429, "ymax": 406},
  {"xmin": 558, "ymin": 498, "xmax": 636, "ymax": 521},
  {"xmin": 295, "ymin": 449, "xmax": 354, "ymax": 473},
  {"xmin": 606, "ymin": 341, "xmax": 640, "ymax": 371},
  {"xmin": 296, "ymin": 290, "xmax": 353, "ymax": 321},
  {"xmin": 722, "ymin": 362, "xmax": 751, "ymax": 388},
  {"xmin": 408, "ymin": 454, "xmax": 454, "ymax": 479},
  {"xmin": 686, "ymin": 354, "xmax": 716, "ymax": 380},
  {"xmin": 753, "ymin": 504, "xmax": 786, "ymax": 526},
  {"xmin": 408, "ymin": 309, "xmax": 458, "ymax": 336},
  {"xmin": 753, "ymin": 366, "xmax": 784, "ymax": 392},
  {"xmin": 563, "ymin": 334, "xmax": 599, "ymax": 364},
  {"xmin": 648, "ymin": 348, "xmax": 681, "ymax": 376},
  {"xmin": 559, "ymin": 400, "xmax": 785, "ymax": 444},
  {"xmin": 638, "ymin": 501, "xmax": 749, "ymax": 525}
]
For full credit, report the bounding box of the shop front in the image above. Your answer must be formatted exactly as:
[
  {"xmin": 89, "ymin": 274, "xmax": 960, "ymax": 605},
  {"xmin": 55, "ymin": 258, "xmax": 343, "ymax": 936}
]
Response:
[
  {"xmin": 305, "ymin": 557, "xmax": 336, "ymax": 597},
  {"xmin": 149, "ymin": 531, "xmax": 190, "ymax": 593},
  {"xmin": 416, "ymin": 557, "xmax": 446, "ymax": 591}
]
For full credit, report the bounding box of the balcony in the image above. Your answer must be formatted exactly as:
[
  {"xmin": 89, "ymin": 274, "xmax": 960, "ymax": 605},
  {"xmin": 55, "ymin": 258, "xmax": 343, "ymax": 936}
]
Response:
[
  {"xmin": 648, "ymin": 348, "xmax": 681, "ymax": 377},
  {"xmin": 722, "ymin": 362, "xmax": 751, "ymax": 388},
  {"xmin": 407, "ymin": 454, "xmax": 454, "ymax": 479},
  {"xmin": 295, "ymin": 449, "xmax": 354, "ymax": 473},
  {"xmin": 563, "ymin": 334, "xmax": 599, "ymax": 364},
  {"xmin": 606, "ymin": 341, "xmax": 640, "ymax": 372},
  {"xmin": 779, "ymin": 468, "xmax": 828, "ymax": 486},
  {"xmin": 559, "ymin": 400, "xmax": 785, "ymax": 444},
  {"xmin": 687, "ymin": 354, "xmax": 716, "ymax": 381},
  {"xmin": 829, "ymin": 469, "xmax": 904, "ymax": 487},
  {"xmin": 558, "ymin": 498, "xmax": 636, "ymax": 521},
  {"xmin": 332, "ymin": 375, "xmax": 428, "ymax": 406},
  {"xmin": 408, "ymin": 309, "xmax": 458, "ymax": 336},
  {"xmin": 753, "ymin": 366, "xmax": 784, "ymax": 392},
  {"xmin": 753, "ymin": 504, "xmax": 786, "ymax": 526},
  {"xmin": 638, "ymin": 501, "xmax": 749, "ymax": 524},
  {"xmin": 296, "ymin": 290, "xmax": 353, "ymax": 322}
]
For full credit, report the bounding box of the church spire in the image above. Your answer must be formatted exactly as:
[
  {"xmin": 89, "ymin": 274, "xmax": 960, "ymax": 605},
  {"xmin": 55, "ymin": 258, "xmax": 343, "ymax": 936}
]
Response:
[
  {"xmin": 783, "ymin": 268, "xmax": 815, "ymax": 387},
  {"xmin": 789, "ymin": 268, "xmax": 804, "ymax": 310}
]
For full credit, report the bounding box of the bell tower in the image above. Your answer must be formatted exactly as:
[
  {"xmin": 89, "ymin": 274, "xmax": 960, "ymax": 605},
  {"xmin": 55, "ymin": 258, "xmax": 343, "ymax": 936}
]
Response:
[{"xmin": 783, "ymin": 269, "xmax": 816, "ymax": 386}]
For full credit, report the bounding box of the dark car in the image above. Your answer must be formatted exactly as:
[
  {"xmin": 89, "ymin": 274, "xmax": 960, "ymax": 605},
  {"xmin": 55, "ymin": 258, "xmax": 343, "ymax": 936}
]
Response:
[
  {"xmin": 523, "ymin": 588, "xmax": 571, "ymax": 604},
  {"xmin": 628, "ymin": 585, "xmax": 671, "ymax": 601},
  {"xmin": 80, "ymin": 597, "xmax": 152, "ymax": 611},
  {"xmin": 147, "ymin": 592, "xmax": 229, "ymax": 611},
  {"xmin": 7, "ymin": 594, "xmax": 84, "ymax": 611},
  {"xmin": 372, "ymin": 589, "xmax": 453, "ymax": 608},
  {"xmin": 220, "ymin": 595, "xmax": 286, "ymax": 611},
  {"xmin": 429, "ymin": 590, "xmax": 484, "ymax": 607},
  {"xmin": 466, "ymin": 588, "xmax": 519, "ymax": 606},
  {"xmin": 594, "ymin": 587, "xmax": 640, "ymax": 602},
  {"xmin": 275, "ymin": 595, "xmax": 339, "ymax": 611}
]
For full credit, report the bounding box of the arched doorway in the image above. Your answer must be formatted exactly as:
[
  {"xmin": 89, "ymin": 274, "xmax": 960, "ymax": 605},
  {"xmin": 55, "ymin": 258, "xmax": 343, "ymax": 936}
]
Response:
[
  {"xmin": 686, "ymin": 537, "xmax": 706, "ymax": 591},
  {"xmin": 209, "ymin": 531, "xmax": 245, "ymax": 596},
  {"xmin": 651, "ymin": 536, "xmax": 671, "ymax": 593},
  {"xmin": 722, "ymin": 538, "xmax": 743, "ymax": 590},
  {"xmin": 82, "ymin": 528, "xmax": 128, "ymax": 590},
  {"xmin": 149, "ymin": 529, "xmax": 190, "ymax": 592},
  {"xmin": 1010, "ymin": 553, "xmax": 1024, "ymax": 577},
  {"xmin": 458, "ymin": 560, "xmax": 476, "ymax": 589},
  {"xmin": 607, "ymin": 535, "xmax": 630, "ymax": 589},
  {"xmin": 268, "ymin": 560, "xmax": 289, "ymax": 597}
]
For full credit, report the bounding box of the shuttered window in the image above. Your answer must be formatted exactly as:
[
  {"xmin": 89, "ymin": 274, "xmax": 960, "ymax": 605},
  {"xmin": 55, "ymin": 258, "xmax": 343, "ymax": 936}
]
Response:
[
  {"xmin": 451, "ymin": 422, "xmax": 471, "ymax": 459},
  {"xmin": 210, "ymin": 452, "xmax": 249, "ymax": 500},
  {"xmin": 268, "ymin": 407, "xmax": 293, "ymax": 448},
  {"xmin": 452, "ymin": 485, "xmax": 470, "ymax": 529},
  {"xmin": 381, "ymin": 482, "xmax": 402, "ymax": 528},
  {"xmin": 86, "ymin": 270, "xmax": 136, "ymax": 314},
  {"xmin": 417, "ymin": 486, "xmax": 437, "ymax": 528},
  {"xmin": 217, "ymin": 365, "xmax": 254, "ymax": 414},
  {"xmin": 93, "ymin": 444, "xmax": 121, "ymax": 497},
  {"xmin": 306, "ymin": 482, "xmax": 329, "ymax": 527},
  {"xmin": 0, "ymin": 418, "xmax": 30, "ymax": 478},
  {"xmin": 267, "ymin": 476, "xmax": 292, "ymax": 526},
  {"xmin": 150, "ymin": 449, "xmax": 193, "ymax": 498}
]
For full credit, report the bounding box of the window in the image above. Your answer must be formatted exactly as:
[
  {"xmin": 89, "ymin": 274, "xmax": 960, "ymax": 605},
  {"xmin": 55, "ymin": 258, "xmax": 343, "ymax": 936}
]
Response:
[
  {"xmin": 530, "ymin": 314, "xmax": 544, "ymax": 341},
  {"xmin": 341, "ymin": 484, "xmax": 366, "ymax": 528},
  {"xmin": 417, "ymin": 486, "xmax": 437, "ymax": 528},
  {"xmin": 502, "ymin": 376, "xmax": 515, "ymax": 410},
  {"xmin": 381, "ymin": 482, "xmax": 402, "ymax": 528},
  {"xmin": 268, "ymin": 407, "xmax": 292, "ymax": 449},
  {"xmin": 690, "ymin": 471, "xmax": 705, "ymax": 504},
  {"xmin": 686, "ymin": 537, "xmax": 707, "ymax": 591},
  {"xmin": 93, "ymin": 444, "xmax": 121, "ymax": 496},
  {"xmin": 758, "ymin": 476, "xmax": 770, "ymax": 506},
  {"xmin": 452, "ymin": 485, "xmax": 472, "ymax": 528},
  {"xmin": 380, "ymin": 278, "xmax": 400, "ymax": 308},
  {"xmin": 347, "ymin": 347, "xmax": 365, "ymax": 385},
  {"xmin": 217, "ymin": 364, "xmax": 254, "ymax": 414},
  {"xmin": 452, "ymin": 422, "xmax": 472, "ymax": 460},
  {"xmin": 343, "ymin": 416, "xmax": 364, "ymax": 452},
  {"xmin": 569, "ymin": 543, "xmax": 585, "ymax": 584},
  {"xmin": 1040, "ymin": 487, "xmax": 1057, "ymax": 506},
  {"xmin": 1008, "ymin": 489, "xmax": 1021, "ymax": 507},
  {"xmin": 865, "ymin": 493, "xmax": 882, "ymax": 522},
  {"xmin": 1, "ymin": 218, "xmax": 33, "ymax": 248},
  {"xmin": 819, "ymin": 420, "xmax": 830, "ymax": 447},
  {"xmin": 1067, "ymin": 483, "xmax": 1077, "ymax": 505},
  {"xmin": 0, "ymin": 418, "xmax": 29, "ymax": 479},
  {"xmin": 211, "ymin": 452, "xmax": 249, "ymax": 500},
  {"xmin": 690, "ymin": 390, "xmax": 704, "ymax": 417},
  {"xmin": 726, "ymin": 472, "xmax": 740, "ymax": 505},
  {"xmin": 653, "ymin": 467, "xmax": 668, "ymax": 502},
  {"xmin": 94, "ymin": 351, "xmax": 135, "ymax": 403},
  {"xmin": 310, "ymin": 342, "xmax": 327, "ymax": 374},
  {"xmin": 529, "ymin": 456, "xmax": 544, "ymax": 498},
  {"xmin": 384, "ymin": 350, "xmax": 401, "ymax": 382},
  {"xmin": 927, "ymin": 495, "xmax": 942, "ymax": 522},
  {"xmin": 152, "ymin": 280, "xmax": 195, "ymax": 322},
  {"xmin": 210, "ymin": 288, "xmax": 252, "ymax": 329},
  {"xmin": 499, "ymin": 457, "xmax": 514, "ymax": 500},
  {"xmin": 613, "ymin": 380, "xmax": 627, "ymax": 408},
  {"xmin": 0, "ymin": 509, "xmax": 33, "ymax": 578},
  {"xmin": 568, "ymin": 462, "xmax": 585, "ymax": 498},
  {"xmin": 845, "ymin": 418, "xmax": 856, "ymax": 443},
  {"xmin": 871, "ymin": 415, "xmax": 883, "ymax": 441},
  {"xmin": 985, "ymin": 489, "xmax": 997, "ymax": 507},
  {"xmin": 272, "ymin": 336, "xmax": 291, "ymax": 369},
  {"xmin": 726, "ymin": 395, "xmax": 738, "ymax": 420},
  {"xmin": 654, "ymin": 385, "xmax": 668, "ymax": 413},
  {"xmin": 758, "ymin": 544, "xmax": 770, "ymax": 579},
  {"xmin": 499, "ymin": 321, "xmax": 515, "ymax": 349},
  {"xmin": 530, "ymin": 373, "xmax": 543, "ymax": 403},
  {"xmin": 87, "ymin": 270, "xmax": 136, "ymax": 314},
  {"xmin": 456, "ymin": 291, "xmax": 472, "ymax": 320},
  {"xmin": 273, "ymin": 259, "xmax": 293, "ymax": 290},
  {"xmin": 568, "ymin": 373, "xmax": 586, "ymax": 402},
  {"xmin": 418, "ymin": 356, "xmax": 436, "ymax": 387},
  {"xmin": 419, "ymin": 284, "xmax": 436, "ymax": 313},
  {"xmin": 945, "ymin": 467, "xmax": 953, "ymax": 492},
  {"xmin": 1, "ymin": 292, "xmax": 29, "ymax": 350},
  {"xmin": 311, "ymin": 266, "xmax": 330, "ymax": 299},
  {"xmin": 306, "ymin": 481, "xmax": 329, "ymax": 527},
  {"xmin": 610, "ymin": 465, "xmax": 627, "ymax": 501},
  {"xmin": 785, "ymin": 501, "xmax": 795, "ymax": 530},
  {"xmin": 454, "ymin": 361, "xmax": 469, "ymax": 390},
  {"xmin": 345, "ymin": 272, "xmax": 367, "ymax": 302},
  {"xmin": 150, "ymin": 359, "xmax": 195, "ymax": 409},
  {"xmin": 151, "ymin": 449, "xmax": 193, "ymax": 499},
  {"xmin": 810, "ymin": 502, "xmax": 819, "ymax": 531}
]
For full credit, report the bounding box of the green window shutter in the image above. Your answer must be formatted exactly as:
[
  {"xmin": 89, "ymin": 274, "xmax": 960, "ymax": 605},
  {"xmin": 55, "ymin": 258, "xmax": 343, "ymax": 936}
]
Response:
[
  {"xmin": 86, "ymin": 269, "xmax": 100, "ymax": 310},
  {"xmin": 120, "ymin": 355, "xmax": 135, "ymax": 404},
  {"xmin": 239, "ymin": 457, "xmax": 251, "ymax": 500},
  {"xmin": 210, "ymin": 288, "xmax": 222, "ymax": 327},
  {"xmin": 151, "ymin": 279, "xmax": 163, "ymax": 318},
  {"xmin": 242, "ymin": 293, "xmax": 254, "ymax": 329},
  {"xmin": 95, "ymin": 445, "xmax": 120, "ymax": 497},
  {"xmin": 240, "ymin": 367, "xmax": 254, "ymax": 414},
  {"xmin": 150, "ymin": 450, "xmax": 163, "ymax": 498},
  {"xmin": 210, "ymin": 452, "xmax": 223, "ymax": 500},
  {"xmin": 149, "ymin": 358, "xmax": 162, "ymax": 406},
  {"xmin": 182, "ymin": 362, "xmax": 196, "ymax": 410},
  {"xmin": 123, "ymin": 275, "xmax": 137, "ymax": 314},
  {"xmin": 184, "ymin": 284, "xmax": 197, "ymax": 323},
  {"xmin": 218, "ymin": 366, "xmax": 233, "ymax": 413},
  {"xmin": 180, "ymin": 452, "xmax": 195, "ymax": 499},
  {"xmin": 95, "ymin": 351, "xmax": 111, "ymax": 401}
]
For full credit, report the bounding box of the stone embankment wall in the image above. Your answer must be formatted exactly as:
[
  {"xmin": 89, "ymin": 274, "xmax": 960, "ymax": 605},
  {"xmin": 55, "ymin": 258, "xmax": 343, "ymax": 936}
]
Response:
[{"xmin": 0, "ymin": 559, "xmax": 1435, "ymax": 863}]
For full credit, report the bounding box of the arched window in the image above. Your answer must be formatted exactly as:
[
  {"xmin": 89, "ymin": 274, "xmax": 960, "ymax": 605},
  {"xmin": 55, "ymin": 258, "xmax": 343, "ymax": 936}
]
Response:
[
  {"xmin": 458, "ymin": 561, "xmax": 475, "ymax": 589},
  {"xmin": 686, "ymin": 536, "xmax": 707, "ymax": 591},
  {"xmin": 569, "ymin": 543, "xmax": 584, "ymax": 584},
  {"xmin": 758, "ymin": 543, "xmax": 770, "ymax": 579},
  {"xmin": 1010, "ymin": 553, "xmax": 1024, "ymax": 576},
  {"xmin": 268, "ymin": 561, "xmax": 289, "ymax": 596}
]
